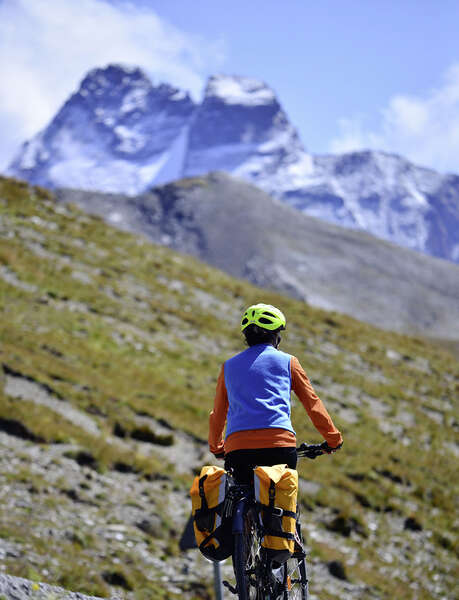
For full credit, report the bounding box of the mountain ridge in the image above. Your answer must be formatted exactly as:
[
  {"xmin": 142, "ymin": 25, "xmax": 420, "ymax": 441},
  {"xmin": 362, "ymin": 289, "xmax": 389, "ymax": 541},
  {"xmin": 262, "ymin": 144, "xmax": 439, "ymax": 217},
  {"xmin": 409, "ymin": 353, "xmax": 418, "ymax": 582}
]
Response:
[
  {"xmin": 7, "ymin": 64, "xmax": 459, "ymax": 264},
  {"xmin": 56, "ymin": 171, "xmax": 459, "ymax": 344}
]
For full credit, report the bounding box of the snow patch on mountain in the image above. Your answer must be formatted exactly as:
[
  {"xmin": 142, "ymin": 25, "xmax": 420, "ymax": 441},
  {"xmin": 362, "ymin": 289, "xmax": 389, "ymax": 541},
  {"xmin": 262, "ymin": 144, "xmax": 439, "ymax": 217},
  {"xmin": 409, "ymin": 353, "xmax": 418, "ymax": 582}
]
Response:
[
  {"xmin": 120, "ymin": 86, "xmax": 149, "ymax": 114},
  {"xmin": 207, "ymin": 74, "xmax": 277, "ymax": 106},
  {"xmin": 18, "ymin": 133, "xmax": 49, "ymax": 170},
  {"xmin": 114, "ymin": 125, "xmax": 147, "ymax": 153}
]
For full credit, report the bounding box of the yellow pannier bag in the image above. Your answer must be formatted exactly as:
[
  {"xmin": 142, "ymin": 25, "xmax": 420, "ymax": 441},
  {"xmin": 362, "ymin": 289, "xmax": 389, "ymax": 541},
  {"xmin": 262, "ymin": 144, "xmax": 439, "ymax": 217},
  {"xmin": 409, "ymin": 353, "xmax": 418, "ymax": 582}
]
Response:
[
  {"xmin": 254, "ymin": 464, "xmax": 298, "ymax": 564},
  {"xmin": 190, "ymin": 465, "xmax": 232, "ymax": 562}
]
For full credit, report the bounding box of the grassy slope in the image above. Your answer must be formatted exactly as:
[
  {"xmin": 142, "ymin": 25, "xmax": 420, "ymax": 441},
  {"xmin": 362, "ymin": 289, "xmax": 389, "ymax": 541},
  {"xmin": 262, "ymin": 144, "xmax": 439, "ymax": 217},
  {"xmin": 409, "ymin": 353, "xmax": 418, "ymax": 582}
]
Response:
[{"xmin": 0, "ymin": 177, "xmax": 457, "ymax": 599}]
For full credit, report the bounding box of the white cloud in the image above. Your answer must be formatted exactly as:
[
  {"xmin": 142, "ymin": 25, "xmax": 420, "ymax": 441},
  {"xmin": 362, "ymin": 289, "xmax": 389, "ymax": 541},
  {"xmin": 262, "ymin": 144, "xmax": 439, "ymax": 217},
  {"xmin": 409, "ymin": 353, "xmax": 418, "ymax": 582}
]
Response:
[
  {"xmin": 0, "ymin": 0, "xmax": 226, "ymax": 170},
  {"xmin": 330, "ymin": 63, "xmax": 459, "ymax": 174}
]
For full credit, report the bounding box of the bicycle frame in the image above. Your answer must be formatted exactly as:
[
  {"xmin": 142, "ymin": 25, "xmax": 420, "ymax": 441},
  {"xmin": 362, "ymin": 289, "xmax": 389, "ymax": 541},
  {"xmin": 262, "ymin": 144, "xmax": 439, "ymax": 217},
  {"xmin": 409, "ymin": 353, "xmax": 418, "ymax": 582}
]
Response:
[
  {"xmin": 223, "ymin": 443, "xmax": 330, "ymax": 599},
  {"xmin": 225, "ymin": 478, "xmax": 307, "ymax": 599}
]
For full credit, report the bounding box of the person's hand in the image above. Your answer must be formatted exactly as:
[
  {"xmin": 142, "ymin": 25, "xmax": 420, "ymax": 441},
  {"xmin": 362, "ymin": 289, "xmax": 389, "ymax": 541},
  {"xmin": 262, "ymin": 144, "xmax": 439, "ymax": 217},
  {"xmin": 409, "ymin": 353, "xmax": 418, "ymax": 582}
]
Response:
[{"xmin": 321, "ymin": 441, "xmax": 343, "ymax": 454}]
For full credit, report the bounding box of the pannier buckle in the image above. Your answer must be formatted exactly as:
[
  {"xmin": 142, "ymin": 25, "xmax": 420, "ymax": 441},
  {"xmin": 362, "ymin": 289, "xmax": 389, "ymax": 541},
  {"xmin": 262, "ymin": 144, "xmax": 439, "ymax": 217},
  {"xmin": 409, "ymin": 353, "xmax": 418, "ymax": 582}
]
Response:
[{"xmin": 272, "ymin": 507, "xmax": 284, "ymax": 517}]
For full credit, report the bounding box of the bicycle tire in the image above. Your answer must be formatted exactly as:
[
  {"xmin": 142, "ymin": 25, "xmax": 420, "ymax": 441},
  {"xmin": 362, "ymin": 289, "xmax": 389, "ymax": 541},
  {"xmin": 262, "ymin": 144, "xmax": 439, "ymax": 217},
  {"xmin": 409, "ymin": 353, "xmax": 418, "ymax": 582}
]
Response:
[
  {"xmin": 281, "ymin": 555, "xmax": 308, "ymax": 599},
  {"xmin": 281, "ymin": 519, "xmax": 308, "ymax": 600},
  {"xmin": 233, "ymin": 507, "xmax": 266, "ymax": 599}
]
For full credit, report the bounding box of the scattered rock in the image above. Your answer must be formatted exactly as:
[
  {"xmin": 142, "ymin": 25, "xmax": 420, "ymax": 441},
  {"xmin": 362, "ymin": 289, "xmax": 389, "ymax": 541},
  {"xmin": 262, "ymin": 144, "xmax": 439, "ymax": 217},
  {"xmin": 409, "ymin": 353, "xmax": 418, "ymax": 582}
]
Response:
[
  {"xmin": 63, "ymin": 489, "xmax": 80, "ymax": 502},
  {"xmin": 101, "ymin": 571, "xmax": 132, "ymax": 591},
  {"xmin": 346, "ymin": 472, "xmax": 366, "ymax": 482},
  {"xmin": 4, "ymin": 371, "xmax": 100, "ymax": 436},
  {"xmin": 112, "ymin": 461, "xmax": 137, "ymax": 474},
  {"xmin": 41, "ymin": 344, "xmax": 64, "ymax": 358},
  {"xmin": 328, "ymin": 560, "xmax": 347, "ymax": 580},
  {"xmin": 135, "ymin": 516, "xmax": 164, "ymax": 538},
  {"xmin": 130, "ymin": 425, "xmax": 174, "ymax": 446},
  {"xmin": 435, "ymin": 532, "xmax": 454, "ymax": 551},
  {"xmin": 386, "ymin": 349, "xmax": 402, "ymax": 361},
  {"xmin": 71, "ymin": 270, "xmax": 93, "ymax": 285},
  {"xmin": 326, "ymin": 515, "xmax": 366, "ymax": 538},
  {"xmin": 0, "ymin": 417, "xmax": 45, "ymax": 443},
  {"xmin": 421, "ymin": 406, "xmax": 444, "ymax": 425},
  {"xmin": 113, "ymin": 422, "xmax": 127, "ymax": 438},
  {"xmin": 0, "ymin": 265, "xmax": 37, "ymax": 293},
  {"xmin": 376, "ymin": 469, "xmax": 405, "ymax": 485},
  {"xmin": 364, "ymin": 396, "xmax": 390, "ymax": 418},
  {"xmin": 354, "ymin": 493, "xmax": 371, "ymax": 508},
  {"xmin": 86, "ymin": 404, "xmax": 105, "ymax": 417},
  {"xmin": 298, "ymin": 477, "xmax": 322, "ymax": 496},
  {"xmin": 0, "ymin": 574, "xmax": 105, "ymax": 600},
  {"xmin": 404, "ymin": 516, "xmax": 423, "ymax": 531},
  {"xmin": 157, "ymin": 417, "xmax": 174, "ymax": 430},
  {"xmin": 64, "ymin": 450, "xmax": 98, "ymax": 470}
]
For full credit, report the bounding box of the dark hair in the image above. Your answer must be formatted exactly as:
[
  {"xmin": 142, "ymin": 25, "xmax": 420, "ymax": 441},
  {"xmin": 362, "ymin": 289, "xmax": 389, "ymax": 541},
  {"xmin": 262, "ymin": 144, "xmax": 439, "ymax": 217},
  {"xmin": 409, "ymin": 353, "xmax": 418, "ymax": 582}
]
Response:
[{"xmin": 243, "ymin": 324, "xmax": 282, "ymax": 347}]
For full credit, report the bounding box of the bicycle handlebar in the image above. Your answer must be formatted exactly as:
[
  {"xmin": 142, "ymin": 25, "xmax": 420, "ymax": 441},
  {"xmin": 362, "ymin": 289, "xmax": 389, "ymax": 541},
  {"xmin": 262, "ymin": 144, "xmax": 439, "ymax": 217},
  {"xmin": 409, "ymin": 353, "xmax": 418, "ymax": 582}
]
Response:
[
  {"xmin": 297, "ymin": 441, "xmax": 341, "ymax": 459},
  {"xmin": 213, "ymin": 442, "xmax": 342, "ymax": 460}
]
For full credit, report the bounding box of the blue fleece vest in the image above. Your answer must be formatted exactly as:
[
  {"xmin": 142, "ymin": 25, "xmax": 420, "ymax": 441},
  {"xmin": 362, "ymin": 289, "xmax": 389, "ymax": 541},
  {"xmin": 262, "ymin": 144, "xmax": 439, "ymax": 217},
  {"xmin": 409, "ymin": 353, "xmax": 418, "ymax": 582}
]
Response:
[{"xmin": 224, "ymin": 344, "xmax": 294, "ymax": 438}]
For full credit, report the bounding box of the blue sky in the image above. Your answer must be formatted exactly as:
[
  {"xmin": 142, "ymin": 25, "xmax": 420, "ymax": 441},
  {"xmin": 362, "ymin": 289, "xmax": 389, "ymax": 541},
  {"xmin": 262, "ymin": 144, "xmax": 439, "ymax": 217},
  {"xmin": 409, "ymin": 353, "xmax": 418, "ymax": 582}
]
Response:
[
  {"xmin": 140, "ymin": 0, "xmax": 459, "ymax": 153},
  {"xmin": 1, "ymin": 0, "xmax": 459, "ymax": 173}
]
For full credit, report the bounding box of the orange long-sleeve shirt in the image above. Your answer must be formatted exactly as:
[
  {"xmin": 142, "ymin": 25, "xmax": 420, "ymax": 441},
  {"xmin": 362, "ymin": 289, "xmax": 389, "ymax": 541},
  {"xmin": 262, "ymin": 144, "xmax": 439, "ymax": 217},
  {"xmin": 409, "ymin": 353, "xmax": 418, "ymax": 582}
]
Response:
[{"xmin": 208, "ymin": 355, "xmax": 343, "ymax": 455}]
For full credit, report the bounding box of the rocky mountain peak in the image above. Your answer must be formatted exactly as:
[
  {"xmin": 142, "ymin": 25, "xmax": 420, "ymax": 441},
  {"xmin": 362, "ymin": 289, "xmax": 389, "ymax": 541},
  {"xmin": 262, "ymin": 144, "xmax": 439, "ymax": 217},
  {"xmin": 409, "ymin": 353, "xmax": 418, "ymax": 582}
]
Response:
[
  {"xmin": 70, "ymin": 63, "xmax": 194, "ymax": 122},
  {"xmin": 6, "ymin": 65, "xmax": 459, "ymax": 263},
  {"xmin": 183, "ymin": 73, "xmax": 308, "ymax": 185},
  {"xmin": 80, "ymin": 64, "xmax": 150, "ymax": 93},
  {"xmin": 8, "ymin": 64, "xmax": 195, "ymax": 195}
]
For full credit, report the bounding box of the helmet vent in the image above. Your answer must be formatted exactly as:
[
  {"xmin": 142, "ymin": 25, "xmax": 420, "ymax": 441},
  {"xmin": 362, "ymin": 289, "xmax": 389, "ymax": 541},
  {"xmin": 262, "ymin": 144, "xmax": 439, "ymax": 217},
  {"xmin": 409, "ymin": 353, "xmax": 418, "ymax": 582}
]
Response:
[{"xmin": 259, "ymin": 317, "xmax": 273, "ymax": 324}]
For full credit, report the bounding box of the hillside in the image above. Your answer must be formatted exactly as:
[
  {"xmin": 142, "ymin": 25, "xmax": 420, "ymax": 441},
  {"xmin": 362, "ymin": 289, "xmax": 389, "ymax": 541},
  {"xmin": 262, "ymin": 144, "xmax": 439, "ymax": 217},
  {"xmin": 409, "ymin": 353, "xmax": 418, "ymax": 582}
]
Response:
[
  {"xmin": 56, "ymin": 172, "xmax": 459, "ymax": 344},
  {"xmin": 0, "ymin": 176, "xmax": 458, "ymax": 599}
]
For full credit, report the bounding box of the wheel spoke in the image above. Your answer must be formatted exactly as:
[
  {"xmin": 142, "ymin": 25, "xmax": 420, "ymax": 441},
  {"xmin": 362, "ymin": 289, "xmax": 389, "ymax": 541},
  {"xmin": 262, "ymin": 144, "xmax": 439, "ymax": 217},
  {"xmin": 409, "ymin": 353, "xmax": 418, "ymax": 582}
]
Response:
[
  {"xmin": 242, "ymin": 510, "xmax": 265, "ymax": 599},
  {"xmin": 282, "ymin": 556, "xmax": 308, "ymax": 599},
  {"xmin": 233, "ymin": 507, "xmax": 267, "ymax": 599}
]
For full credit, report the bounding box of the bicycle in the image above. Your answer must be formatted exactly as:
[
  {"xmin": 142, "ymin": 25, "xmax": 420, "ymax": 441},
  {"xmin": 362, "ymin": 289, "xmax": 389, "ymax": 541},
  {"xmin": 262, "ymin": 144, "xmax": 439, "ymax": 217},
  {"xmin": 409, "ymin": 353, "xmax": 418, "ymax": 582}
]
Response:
[{"xmin": 222, "ymin": 442, "xmax": 330, "ymax": 600}]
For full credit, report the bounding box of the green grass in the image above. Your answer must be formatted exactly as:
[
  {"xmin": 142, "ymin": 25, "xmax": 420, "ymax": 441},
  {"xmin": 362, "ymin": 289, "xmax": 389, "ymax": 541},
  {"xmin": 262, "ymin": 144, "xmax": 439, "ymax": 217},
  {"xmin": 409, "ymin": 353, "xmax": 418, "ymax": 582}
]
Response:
[{"xmin": 0, "ymin": 175, "xmax": 458, "ymax": 599}]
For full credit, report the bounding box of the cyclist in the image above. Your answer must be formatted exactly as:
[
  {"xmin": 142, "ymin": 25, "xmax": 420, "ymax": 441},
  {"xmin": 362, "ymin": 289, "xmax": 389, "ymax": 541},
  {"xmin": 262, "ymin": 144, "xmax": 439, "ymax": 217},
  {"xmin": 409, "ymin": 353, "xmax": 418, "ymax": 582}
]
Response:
[{"xmin": 209, "ymin": 303, "xmax": 343, "ymax": 482}]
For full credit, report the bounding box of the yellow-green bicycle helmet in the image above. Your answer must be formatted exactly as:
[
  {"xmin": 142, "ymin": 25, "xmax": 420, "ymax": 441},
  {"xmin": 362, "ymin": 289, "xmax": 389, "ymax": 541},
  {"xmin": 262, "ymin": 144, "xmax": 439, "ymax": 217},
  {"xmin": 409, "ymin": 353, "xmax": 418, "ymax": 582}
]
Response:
[{"xmin": 240, "ymin": 303, "xmax": 286, "ymax": 332}]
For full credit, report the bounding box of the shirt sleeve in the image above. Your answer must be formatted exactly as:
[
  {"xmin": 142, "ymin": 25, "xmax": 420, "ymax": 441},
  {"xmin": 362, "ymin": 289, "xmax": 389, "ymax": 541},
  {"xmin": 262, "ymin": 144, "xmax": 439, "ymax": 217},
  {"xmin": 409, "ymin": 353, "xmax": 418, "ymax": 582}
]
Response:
[
  {"xmin": 208, "ymin": 364, "xmax": 229, "ymax": 454},
  {"xmin": 291, "ymin": 356, "xmax": 343, "ymax": 448}
]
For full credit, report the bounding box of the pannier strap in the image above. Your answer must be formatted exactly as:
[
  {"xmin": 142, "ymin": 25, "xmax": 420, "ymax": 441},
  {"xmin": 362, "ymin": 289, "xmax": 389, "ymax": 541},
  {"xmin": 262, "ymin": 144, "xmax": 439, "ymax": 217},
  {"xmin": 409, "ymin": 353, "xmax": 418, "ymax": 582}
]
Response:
[
  {"xmin": 199, "ymin": 529, "xmax": 218, "ymax": 549},
  {"xmin": 198, "ymin": 474, "xmax": 208, "ymax": 510},
  {"xmin": 268, "ymin": 480, "xmax": 276, "ymax": 508},
  {"xmin": 256, "ymin": 501, "xmax": 296, "ymax": 519},
  {"xmin": 271, "ymin": 507, "xmax": 297, "ymax": 519}
]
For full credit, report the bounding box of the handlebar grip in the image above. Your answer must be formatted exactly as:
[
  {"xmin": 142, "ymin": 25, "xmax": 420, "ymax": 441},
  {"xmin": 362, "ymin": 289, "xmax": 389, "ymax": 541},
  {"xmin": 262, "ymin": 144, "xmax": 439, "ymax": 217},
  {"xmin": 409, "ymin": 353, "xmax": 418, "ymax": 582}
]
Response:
[{"xmin": 296, "ymin": 443, "xmax": 325, "ymax": 459}]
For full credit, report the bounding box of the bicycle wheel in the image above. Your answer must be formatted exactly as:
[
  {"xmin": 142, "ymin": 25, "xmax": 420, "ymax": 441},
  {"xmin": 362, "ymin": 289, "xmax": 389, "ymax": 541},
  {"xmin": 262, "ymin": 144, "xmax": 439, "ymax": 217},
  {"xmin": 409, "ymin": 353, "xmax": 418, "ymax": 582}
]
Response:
[
  {"xmin": 233, "ymin": 507, "xmax": 266, "ymax": 599},
  {"xmin": 281, "ymin": 555, "xmax": 308, "ymax": 599},
  {"xmin": 280, "ymin": 518, "xmax": 308, "ymax": 600}
]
